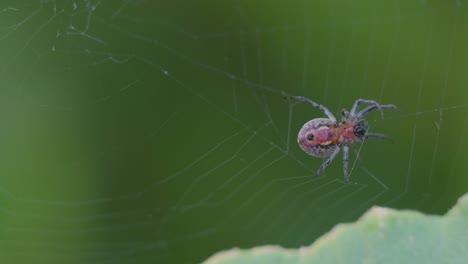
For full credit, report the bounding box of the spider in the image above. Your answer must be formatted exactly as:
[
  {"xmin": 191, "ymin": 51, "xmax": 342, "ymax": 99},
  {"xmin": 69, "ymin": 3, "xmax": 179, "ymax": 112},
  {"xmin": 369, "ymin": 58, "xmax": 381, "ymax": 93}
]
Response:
[{"xmin": 288, "ymin": 96, "xmax": 397, "ymax": 184}]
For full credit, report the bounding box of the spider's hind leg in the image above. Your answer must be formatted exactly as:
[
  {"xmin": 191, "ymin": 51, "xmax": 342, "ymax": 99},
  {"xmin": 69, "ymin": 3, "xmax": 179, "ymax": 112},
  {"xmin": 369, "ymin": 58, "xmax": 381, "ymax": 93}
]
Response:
[
  {"xmin": 315, "ymin": 146, "xmax": 341, "ymax": 177},
  {"xmin": 288, "ymin": 96, "xmax": 338, "ymax": 124}
]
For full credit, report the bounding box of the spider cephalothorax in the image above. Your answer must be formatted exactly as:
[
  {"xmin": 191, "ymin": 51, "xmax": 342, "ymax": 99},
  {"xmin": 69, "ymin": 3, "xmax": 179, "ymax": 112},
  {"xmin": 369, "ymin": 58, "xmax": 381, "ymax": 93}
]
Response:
[{"xmin": 289, "ymin": 96, "xmax": 397, "ymax": 184}]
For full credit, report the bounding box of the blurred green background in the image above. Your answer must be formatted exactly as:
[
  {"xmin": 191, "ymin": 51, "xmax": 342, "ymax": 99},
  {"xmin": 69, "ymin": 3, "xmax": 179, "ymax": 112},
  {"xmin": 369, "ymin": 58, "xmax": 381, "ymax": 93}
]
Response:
[{"xmin": 0, "ymin": 1, "xmax": 466, "ymax": 263}]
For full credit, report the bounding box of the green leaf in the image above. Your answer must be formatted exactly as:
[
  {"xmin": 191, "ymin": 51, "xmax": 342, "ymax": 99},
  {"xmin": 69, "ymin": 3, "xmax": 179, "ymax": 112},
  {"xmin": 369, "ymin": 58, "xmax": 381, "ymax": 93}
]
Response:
[{"xmin": 204, "ymin": 193, "xmax": 468, "ymax": 264}]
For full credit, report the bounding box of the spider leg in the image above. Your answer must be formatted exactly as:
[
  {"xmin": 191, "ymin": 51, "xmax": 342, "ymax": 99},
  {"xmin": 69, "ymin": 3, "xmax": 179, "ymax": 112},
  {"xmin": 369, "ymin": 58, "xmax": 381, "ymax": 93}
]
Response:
[
  {"xmin": 365, "ymin": 133, "xmax": 394, "ymax": 143},
  {"xmin": 341, "ymin": 108, "xmax": 349, "ymax": 121},
  {"xmin": 288, "ymin": 96, "xmax": 337, "ymax": 124},
  {"xmin": 315, "ymin": 146, "xmax": 341, "ymax": 177},
  {"xmin": 343, "ymin": 145, "xmax": 349, "ymax": 184},
  {"xmin": 349, "ymin": 99, "xmax": 385, "ymax": 119},
  {"xmin": 357, "ymin": 104, "xmax": 398, "ymax": 119}
]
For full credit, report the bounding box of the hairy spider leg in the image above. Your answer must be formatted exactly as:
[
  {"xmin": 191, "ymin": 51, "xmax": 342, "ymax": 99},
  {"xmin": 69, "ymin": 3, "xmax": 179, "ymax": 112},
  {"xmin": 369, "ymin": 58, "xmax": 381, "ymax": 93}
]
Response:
[
  {"xmin": 349, "ymin": 99, "xmax": 384, "ymax": 119},
  {"xmin": 343, "ymin": 145, "xmax": 349, "ymax": 183},
  {"xmin": 357, "ymin": 104, "xmax": 398, "ymax": 119},
  {"xmin": 289, "ymin": 96, "xmax": 337, "ymax": 124},
  {"xmin": 315, "ymin": 146, "xmax": 341, "ymax": 176}
]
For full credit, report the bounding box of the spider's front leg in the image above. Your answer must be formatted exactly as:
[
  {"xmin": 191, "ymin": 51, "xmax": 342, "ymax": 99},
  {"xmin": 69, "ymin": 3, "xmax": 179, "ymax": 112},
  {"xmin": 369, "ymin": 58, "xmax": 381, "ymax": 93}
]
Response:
[
  {"xmin": 349, "ymin": 99, "xmax": 384, "ymax": 119},
  {"xmin": 315, "ymin": 146, "xmax": 341, "ymax": 177},
  {"xmin": 357, "ymin": 104, "xmax": 398, "ymax": 119}
]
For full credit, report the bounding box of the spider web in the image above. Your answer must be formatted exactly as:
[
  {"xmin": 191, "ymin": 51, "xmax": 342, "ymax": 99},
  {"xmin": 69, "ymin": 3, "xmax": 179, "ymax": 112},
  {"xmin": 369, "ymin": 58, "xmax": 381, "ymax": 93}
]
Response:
[{"xmin": 0, "ymin": 1, "xmax": 467, "ymax": 263}]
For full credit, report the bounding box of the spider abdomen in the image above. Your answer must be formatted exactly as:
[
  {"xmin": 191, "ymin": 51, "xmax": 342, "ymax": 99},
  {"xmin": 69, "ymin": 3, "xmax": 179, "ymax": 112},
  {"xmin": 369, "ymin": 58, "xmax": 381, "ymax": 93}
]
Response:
[{"xmin": 297, "ymin": 118, "xmax": 339, "ymax": 158}]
